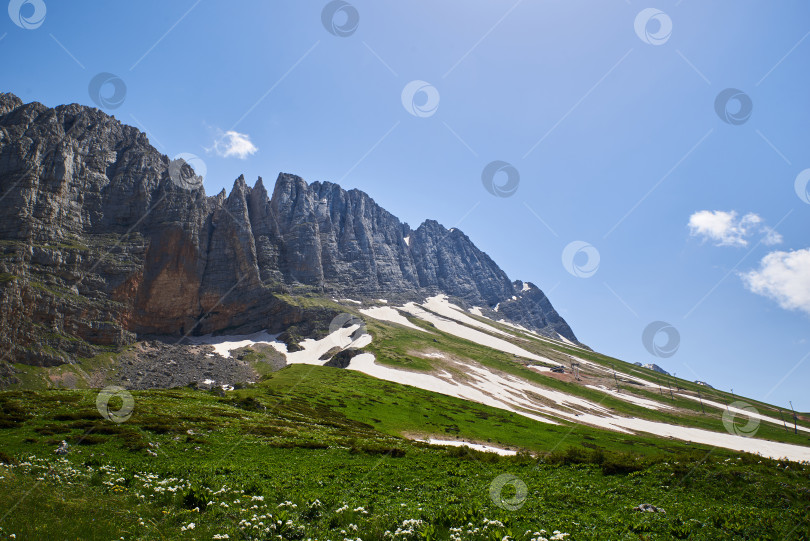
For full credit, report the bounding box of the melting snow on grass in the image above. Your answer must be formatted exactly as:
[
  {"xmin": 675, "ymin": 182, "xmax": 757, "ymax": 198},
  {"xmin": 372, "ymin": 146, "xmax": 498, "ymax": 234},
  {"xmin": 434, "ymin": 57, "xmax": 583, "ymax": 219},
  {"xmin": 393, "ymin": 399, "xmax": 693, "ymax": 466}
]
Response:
[
  {"xmin": 285, "ymin": 325, "xmax": 371, "ymax": 365},
  {"xmin": 347, "ymin": 339, "xmax": 810, "ymax": 461},
  {"xmin": 347, "ymin": 353, "xmax": 559, "ymax": 425},
  {"xmin": 585, "ymin": 385, "xmax": 675, "ymax": 411},
  {"xmin": 398, "ymin": 300, "xmax": 560, "ymax": 365},
  {"xmin": 186, "ymin": 331, "xmax": 286, "ymax": 358},
  {"xmin": 420, "ymin": 295, "xmax": 514, "ymax": 337},
  {"xmin": 186, "ymin": 298, "xmax": 810, "ymax": 462},
  {"xmin": 528, "ymin": 365, "xmax": 553, "ymax": 372},
  {"xmin": 677, "ymin": 393, "xmax": 810, "ymax": 435},
  {"xmin": 421, "ymin": 438, "xmax": 518, "ymax": 456},
  {"xmin": 359, "ymin": 306, "xmax": 427, "ymax": 332},
  {"xmin": 496, "ymin": 319, "xmax": 536, "ymax": 335}
]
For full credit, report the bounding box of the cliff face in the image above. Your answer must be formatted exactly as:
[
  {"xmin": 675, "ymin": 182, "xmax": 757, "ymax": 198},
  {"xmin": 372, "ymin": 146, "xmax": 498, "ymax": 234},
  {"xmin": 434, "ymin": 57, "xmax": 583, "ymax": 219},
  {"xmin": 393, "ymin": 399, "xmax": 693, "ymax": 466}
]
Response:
[
  {"xmin": 265, "ymin": 174, "xmax": 574, "ymax": 340},
  {"xmin": 0, "ymin": 93, "xmax": 577, "ymax": 366}
]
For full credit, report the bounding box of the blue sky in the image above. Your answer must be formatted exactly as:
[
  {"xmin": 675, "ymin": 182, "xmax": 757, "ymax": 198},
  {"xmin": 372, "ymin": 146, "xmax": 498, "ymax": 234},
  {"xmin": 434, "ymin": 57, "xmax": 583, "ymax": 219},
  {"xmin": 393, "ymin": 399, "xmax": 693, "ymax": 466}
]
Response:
[{"xmin": 2, "ymin": 1, "xmax": 809, "ymax": 410}]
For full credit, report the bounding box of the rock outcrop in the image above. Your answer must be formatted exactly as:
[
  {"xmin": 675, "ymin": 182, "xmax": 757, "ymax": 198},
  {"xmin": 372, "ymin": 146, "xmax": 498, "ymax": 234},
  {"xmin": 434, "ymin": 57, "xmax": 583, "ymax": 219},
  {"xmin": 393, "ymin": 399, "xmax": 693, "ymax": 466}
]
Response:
[{"xmin": 0, "ymin": 93, "xmax": 577, "ymax": 368}]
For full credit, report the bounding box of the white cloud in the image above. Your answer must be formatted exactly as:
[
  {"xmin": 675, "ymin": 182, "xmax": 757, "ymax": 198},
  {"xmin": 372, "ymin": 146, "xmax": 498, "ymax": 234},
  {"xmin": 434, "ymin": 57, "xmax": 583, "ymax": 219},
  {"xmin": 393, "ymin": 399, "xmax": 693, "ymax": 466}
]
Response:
[
  {"xmin": 760, "ymin": 226, "xmax": 784, "ymax": 246},
  {"xmin": 741, "ymin": 248, "xmax": 810, "ymax": 315},
  {"xmin": 687, "ymin": 210, "xmax": 782, "ymax": 247},
  {"xmin": 209, "ymin": 130, "xmax": 257, "ymax": 159}
]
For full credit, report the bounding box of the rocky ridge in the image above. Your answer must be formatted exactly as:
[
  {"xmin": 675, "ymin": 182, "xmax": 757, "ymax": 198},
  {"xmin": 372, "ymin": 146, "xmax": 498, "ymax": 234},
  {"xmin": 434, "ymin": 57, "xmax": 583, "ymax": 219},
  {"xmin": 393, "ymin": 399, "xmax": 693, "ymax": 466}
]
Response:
[{"xmin": 0, "ymin": 92, "xmax": 577, "ymax": 371}]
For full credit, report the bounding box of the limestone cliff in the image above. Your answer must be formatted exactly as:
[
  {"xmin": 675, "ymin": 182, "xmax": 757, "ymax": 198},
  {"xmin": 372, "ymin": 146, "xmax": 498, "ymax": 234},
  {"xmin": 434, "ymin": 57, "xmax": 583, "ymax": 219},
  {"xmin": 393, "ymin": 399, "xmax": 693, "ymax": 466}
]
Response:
[{"xmin": 0, "ymin": 93, "xmax": 577, "ymax": 368}]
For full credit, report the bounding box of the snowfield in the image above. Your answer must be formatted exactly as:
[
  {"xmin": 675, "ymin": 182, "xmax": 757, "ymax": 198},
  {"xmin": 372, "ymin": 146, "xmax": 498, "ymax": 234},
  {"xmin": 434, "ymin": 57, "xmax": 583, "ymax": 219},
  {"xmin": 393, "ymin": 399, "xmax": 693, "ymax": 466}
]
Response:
[
  {"xmin": 585, "ymin": 385, "xmax": 675, "ymax": 411},
  {"xmin": 398, "ymin": 299, "xmax": 561, "ymax": 365},
  {"xmin": 348, "ymin": 351, "xmax": 810, "ymax": 461},
  {"xmin": 421, "ymin": 295, "xmax": 514, "ymax": 337},
  {"xmin": 347, "ymin": 353, "xmax": 559, "ymax": 425},
  {"xmin": 189, "ymin": 296, "xmax": 810, "ymax": 462},
  {"xmin": 285, "ymin": 326, "xmax": 371, "ymax": 365},
  {"xmin": 677, "ymin": 393, "xmax": 810, "ymax": 435}
]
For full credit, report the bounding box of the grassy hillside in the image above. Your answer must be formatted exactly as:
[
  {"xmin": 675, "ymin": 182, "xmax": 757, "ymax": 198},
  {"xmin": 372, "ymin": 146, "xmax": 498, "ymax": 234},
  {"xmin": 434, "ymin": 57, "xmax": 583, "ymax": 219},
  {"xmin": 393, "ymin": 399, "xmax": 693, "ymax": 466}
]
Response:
[
  {"xmin": 360, "ymin": 312, "xmax": 810, "ymax": 447},
  {"xmin": 2, "ymin": 296, "xmax": 809, "ymax": 539},
  {"xmin": 0, "ymin": 370, "xmax": 809, "ymax": 540}
]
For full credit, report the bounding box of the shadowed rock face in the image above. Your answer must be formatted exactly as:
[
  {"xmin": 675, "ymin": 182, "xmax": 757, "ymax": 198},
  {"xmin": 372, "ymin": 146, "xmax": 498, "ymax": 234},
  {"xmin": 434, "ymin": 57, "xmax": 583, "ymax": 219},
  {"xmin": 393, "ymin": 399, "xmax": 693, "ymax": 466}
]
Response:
[
  {"xmin": 265, "ymin": 175, "xmax": 576, "ymax": 342},
  {"xmin": 0, "ymin": 93, "xmax": 577, "ymax": 366}
]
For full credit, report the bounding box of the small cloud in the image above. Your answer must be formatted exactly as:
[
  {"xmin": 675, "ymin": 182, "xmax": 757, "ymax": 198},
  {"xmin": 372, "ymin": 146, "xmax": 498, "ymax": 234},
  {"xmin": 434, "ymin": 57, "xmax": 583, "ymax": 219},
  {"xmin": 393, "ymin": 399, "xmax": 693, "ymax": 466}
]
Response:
[
  {"xmin": 208, "ymin": 130, "xmax": 257, "ymax": 159},
  {"xmin": 687, "ymin": 210, "xmax": 782, "ymax": 247},
  {"xmin": 761, "ymin": 226, "xmax": 784, "ymax": 246},
  {"xmin": 741, "ymin": 248, "xmax": 810, "ymax": 315}
]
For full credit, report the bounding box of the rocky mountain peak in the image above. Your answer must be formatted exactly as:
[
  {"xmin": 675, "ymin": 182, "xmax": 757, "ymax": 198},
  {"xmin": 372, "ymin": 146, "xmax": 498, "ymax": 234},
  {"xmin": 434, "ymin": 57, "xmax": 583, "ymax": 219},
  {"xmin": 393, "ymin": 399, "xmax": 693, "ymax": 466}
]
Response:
[
  {"xmin": 0, "ymin": 93, "xmax": 23, "ymax": 115},
  {"xmin": 0, "ymin": 94, "xmax": 579, "ymax": 367},
  {"xmin": 253, "ymin": 176, "xmax": 266, "ymax": 193}
]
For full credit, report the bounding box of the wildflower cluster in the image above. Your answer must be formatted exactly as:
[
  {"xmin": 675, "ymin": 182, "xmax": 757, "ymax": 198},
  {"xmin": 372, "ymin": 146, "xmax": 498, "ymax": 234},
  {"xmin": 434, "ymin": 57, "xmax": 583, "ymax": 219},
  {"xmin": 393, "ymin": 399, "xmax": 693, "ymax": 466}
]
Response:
[
  {"xmin": 384, "ymin": 518, "xmax": 424, "ymax": 539},
  {"xmin": 525, "ymin": 530, "xmax": 570, "ymax": 541}
]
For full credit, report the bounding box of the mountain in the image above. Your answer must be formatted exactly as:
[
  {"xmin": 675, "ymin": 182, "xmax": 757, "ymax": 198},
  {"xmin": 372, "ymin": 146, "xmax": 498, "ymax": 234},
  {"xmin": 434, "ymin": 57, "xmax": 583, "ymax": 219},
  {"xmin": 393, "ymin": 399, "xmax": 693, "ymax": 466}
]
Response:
[
  {"xmin": 634, "ymin": 362, "xmax": 671, "ymax": 375},
  {"xmin": 0, "ymin": 93, "xmax": 576, "ymax": 368},
  {"xmin": 3, "ymin": 94, "xmax": 810, "ymax": 541},
  {"xmin": 643, "ymin": 363, "xmax": 670, "ymax": 375}
]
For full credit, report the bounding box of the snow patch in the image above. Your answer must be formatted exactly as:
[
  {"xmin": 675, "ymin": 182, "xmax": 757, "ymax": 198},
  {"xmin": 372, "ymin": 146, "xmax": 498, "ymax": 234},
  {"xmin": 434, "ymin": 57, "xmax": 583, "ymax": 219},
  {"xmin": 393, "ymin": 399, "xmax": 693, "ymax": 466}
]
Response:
[
  {"xmin": 570, "ymin": 356, "xmax": 660, "ymax": 388},
  {"xmin": 468, "ymin": 306, "xmax": 483, "ymax": 317},
  {"xmin": 403, "ymin": 235, "xmax": 410, "ymax": 246},
  {"xmin": 677, "ymin": 394, "xmax": 810, "ymax": 434},
  {"xmin": 585, "ymin": 385, "xmax": 674, "ymax": 410},
  {"xmin": 594, "ymin": 415, "xmax": 810, "ymax": 462},
  {"xmin": 187, "ymin": 330, "xmax": 286, "ymax": 358},
  {"xmin": 347, "ymin": 353, "xmax": 558, "ymax": 425},
  {"xmin": 557, "ymin": 333, "xmax": 577, "ymax": 346},
  {"xmin": 344, "ymin": 343, "xmax": 810, "ymax": 461},
  {"xmin": 421, "ymin": 438, "xmax": 517, "ymax": 456},
  {"xmin": 286, "ymin": 325, "xmax": 371, "ymax": 365},
  {"xmin": 528, "ymin": 365, "xmax": 553, "ymax": 372},
  {"xmin": 497, "ymin": 319, "xmax": 534, "ymax": 335},
  {"xmin": 521, "ymin": 282, "xmax": 531, "ymax": 292},
  {"xmin": 420, "ymin": 295, "xmax": 513, "ymax": 337},
  {"xmin": 400, "ymin": 301, "xmax": 560, "ymax": 365},
  {"xmin": 359, "ymin": 306, "xmax": 427, "ymax": 332}
]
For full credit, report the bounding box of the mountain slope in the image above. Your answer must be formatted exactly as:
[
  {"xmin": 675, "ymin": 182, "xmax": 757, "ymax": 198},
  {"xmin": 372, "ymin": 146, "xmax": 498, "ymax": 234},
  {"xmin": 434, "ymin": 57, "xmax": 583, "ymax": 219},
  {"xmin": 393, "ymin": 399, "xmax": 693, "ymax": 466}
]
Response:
[
  {"xmin": 160, "ymin": 293, "xmax": 810, "ymax": 462},
  {"xmin": 3, "ymin": 378, "xmax": 809, "ymax": 540},
  {"xmin": 3, "ymin": 93, "xmax": 809, "ymax": 463},
  {"xmin": 0, "ymin": 92, "xmax": 574, "ymax": 368}
]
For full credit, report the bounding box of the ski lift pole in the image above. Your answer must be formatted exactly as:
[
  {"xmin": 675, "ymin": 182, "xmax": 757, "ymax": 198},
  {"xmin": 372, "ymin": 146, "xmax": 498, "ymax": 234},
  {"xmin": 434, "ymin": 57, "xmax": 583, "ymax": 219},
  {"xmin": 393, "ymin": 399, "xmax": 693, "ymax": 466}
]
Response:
[
  {"xmin": 697, "ymin": 389, "xmax": 705, "ymax": 414},
  {"xmin": 790, "ymin": 401, "xmax": 798, "ymax": 435},
  {"xmin": 778, "ymin": 408, "xmax": 788, "ymax": 432}
]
